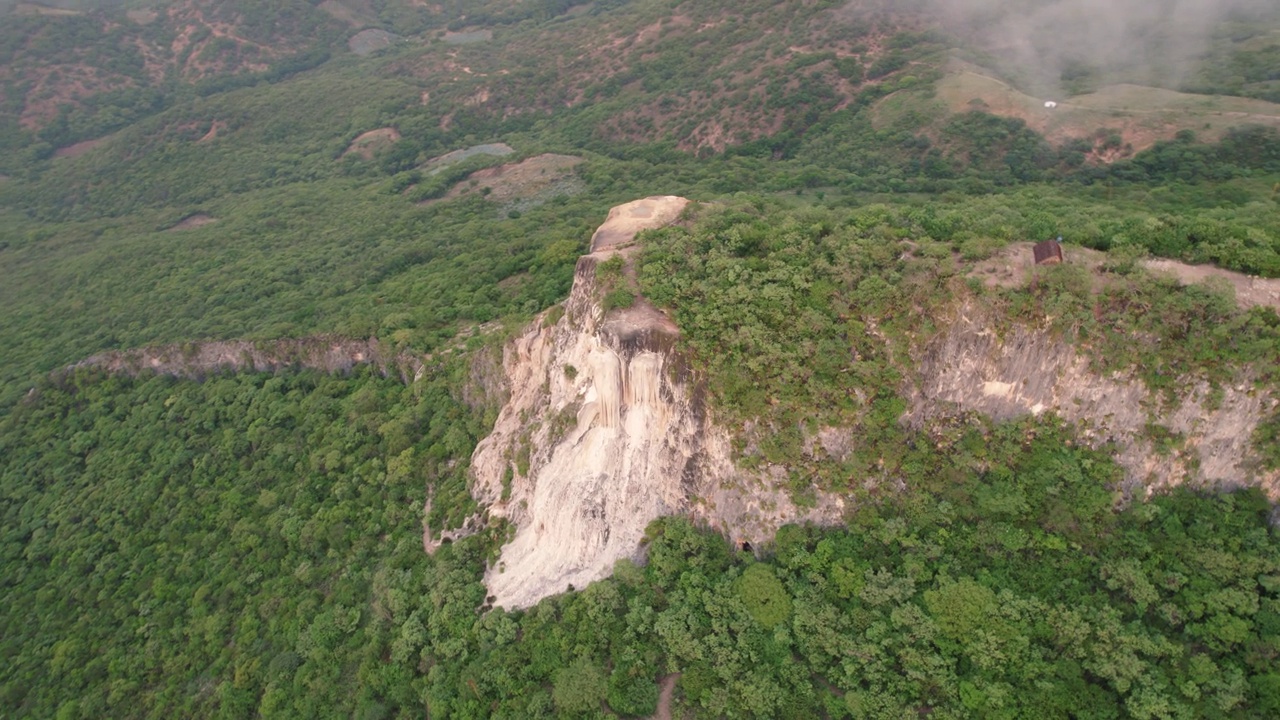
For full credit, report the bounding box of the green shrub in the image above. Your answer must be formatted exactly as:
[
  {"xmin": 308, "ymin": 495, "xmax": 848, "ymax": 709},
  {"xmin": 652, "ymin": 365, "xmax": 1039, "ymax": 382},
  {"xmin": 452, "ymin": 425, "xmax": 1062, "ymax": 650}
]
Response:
[
  {"xmin": 736, "ymin": 563, "xmax": 792, "ymax": 629},
  {"xmin": 601, "ymin": 287, "xmax": 635, "ymax": 312},
  {"xmin": 552, "ymin": 659, "xmax": 607, "ymax": 714}
]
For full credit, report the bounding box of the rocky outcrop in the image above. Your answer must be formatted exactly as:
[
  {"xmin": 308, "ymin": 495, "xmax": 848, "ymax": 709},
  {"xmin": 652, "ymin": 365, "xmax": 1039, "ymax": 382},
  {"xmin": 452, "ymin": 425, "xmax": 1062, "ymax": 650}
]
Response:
[
  {"xmin": 471, "ymin": 197, "xmax": 701, "ymax": 608},
  {"xmin": 470, "ymin": 197, "xmax": 842, "ymax": 609},
  {"xmin": 71, "ymin": 336, "xmax": 424, "ymax": 383},
  {"xmin": 910, "ymin": 303, "xmax": 1280, "ymax": 498},
  {"xmin": 469, "ymin": 199, "xmax": 1280, "ymax": 610}
]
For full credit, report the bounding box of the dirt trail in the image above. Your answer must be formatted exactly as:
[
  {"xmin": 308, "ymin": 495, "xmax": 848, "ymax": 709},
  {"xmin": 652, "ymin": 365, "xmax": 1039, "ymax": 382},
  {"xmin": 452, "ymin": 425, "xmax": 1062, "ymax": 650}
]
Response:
[
  {"xmin": 1141, "ymin": 259, "xmax": 1280, "ymax": 311},
  {"xmin": 649, "ymin": 674, "xmax": 679, "ymax": 720},
  {"xmin": 196, "ymin": 121, "xmax": 226, "ymax": 143}
]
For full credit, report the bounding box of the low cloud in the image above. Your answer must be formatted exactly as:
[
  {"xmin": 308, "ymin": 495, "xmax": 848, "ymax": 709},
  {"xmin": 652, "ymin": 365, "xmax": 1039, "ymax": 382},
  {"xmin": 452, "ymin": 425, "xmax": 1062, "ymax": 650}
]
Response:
[{"xmin": 929, "ymin": 0, "xmax": 1277, "ymax": 95}]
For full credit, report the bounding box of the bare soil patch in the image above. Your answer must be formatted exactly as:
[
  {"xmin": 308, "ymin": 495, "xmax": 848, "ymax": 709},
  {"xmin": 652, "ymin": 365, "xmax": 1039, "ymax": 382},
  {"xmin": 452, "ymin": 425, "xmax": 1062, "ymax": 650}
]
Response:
[
  {"xmin": 341, "ymin": 127, "xmax": 401, "ymax": 159},
  {"xmin": 15, "ymin": 3, "xmax": 80, "ymax": 15},
  {"xmin": 427, "ymin": 153, "xmax": 585, "ymax": 207},
  {"xmin": 1142, "ymin": 259, "xmax": 1280, "ymax": 311},
  {"xmin": 649, "ymin": 674, "xmax": 679, "ymax": 720},
  {"xmin": 318, "ymin": 0, "xmax": 372, "ymax": 28},
  {"xmin": 131, "ymin": 36, "xmax": 169, "ymax": 81},
  {"xmin": 935, "ymin": 60, "xmax": 1280, "ymax": 157},
  {"xmin": 970, "ymin": 242, "xmax": 1107, "ymax": 290},
  {"xmin": 196, "ymin": 120, "xmax": 226, "ymax": 143},
  {"xmin": 348, "ymin": 28, "xmax": 401, "ymax": 56},
  {"xmin": 126, "ymin": 9, "xmax": 158, "ymax": 24},
  {"xmin": 167, "ymin": 213, "xmax": 217, "ymax": 231},
  {"xmin": 443, "ymin": 29, "xmax": 492, "ymax": 45},
  {"xmin": 422, "ymin": 143, "xmax": 514, "ymax": 173},
  {"xmin": 53, "ymin": 137, "xmax": 105, "ymax": 159}
]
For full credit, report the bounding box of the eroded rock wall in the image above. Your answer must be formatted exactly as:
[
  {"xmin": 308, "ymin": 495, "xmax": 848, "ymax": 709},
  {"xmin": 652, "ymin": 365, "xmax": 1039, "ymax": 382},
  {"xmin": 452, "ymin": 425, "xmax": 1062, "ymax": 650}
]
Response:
[
  {"xmin": 469, "ymin": 200, "xmax": 1280, "ymax": 611},
  {"xmin": 470, "ymin": 197, "xmax": 843, "ymax": 609},
  {"xmin": 470, "ymin": 197, "xmax": 714, "ymax": 608},
  {"xmin": 910, "ymin": 303, "xmax": 1280, "ymax": 497}
]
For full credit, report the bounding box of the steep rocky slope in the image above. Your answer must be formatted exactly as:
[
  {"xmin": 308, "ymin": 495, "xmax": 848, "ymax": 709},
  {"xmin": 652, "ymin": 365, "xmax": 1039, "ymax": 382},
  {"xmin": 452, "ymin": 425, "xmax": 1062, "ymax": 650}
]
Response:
[
  {"xmin": 54, "ymin": 197, "xmax": 1279, "ymax": 612},
  {"xmin": 469, "ymin": 196, "xmax": 711, "ymax": 608},
  {"xmin": 72, "ymin": 336, "xmax": 424, "ymax": 382},
  {"xmin": 469, "ymin": 200, "xmax": 1280, "ymax": 609},
  {"xmin": 470, "ymin": 197, "xmax": 841, "ymax": 609},
  {"xmin": 909, "ymin": 304, "xmax": 1279, "ymax": 498}
]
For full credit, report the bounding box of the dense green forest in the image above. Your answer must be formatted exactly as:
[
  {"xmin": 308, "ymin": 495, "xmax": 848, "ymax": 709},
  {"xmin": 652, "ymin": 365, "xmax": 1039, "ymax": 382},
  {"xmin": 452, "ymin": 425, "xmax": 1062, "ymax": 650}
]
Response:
[
  {"xmin": 3, "ymin": 0, "xmax": 1280, "ymax": 717},
  {"xmin": 3, "ymin": 369, "xmax": 1278, "ymax": 718},
  {"xmin": 0, "ymin": 365, "xmax": 492, "ymax": 717},
  {"xmin": 638, "ymin": 198, "xmax": 1280, "ymax": 492},
  {"xmin": 5, "ymin": 201, "xmax": 1280, "ymax": 718}
]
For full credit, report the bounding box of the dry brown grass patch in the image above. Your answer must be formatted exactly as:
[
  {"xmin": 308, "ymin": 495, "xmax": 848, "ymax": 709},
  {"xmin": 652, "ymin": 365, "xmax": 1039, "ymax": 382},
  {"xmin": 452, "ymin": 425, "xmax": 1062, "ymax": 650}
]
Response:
[{"xmin": 341, "ymin": 128, "xmax": 402, "ymax": 160}]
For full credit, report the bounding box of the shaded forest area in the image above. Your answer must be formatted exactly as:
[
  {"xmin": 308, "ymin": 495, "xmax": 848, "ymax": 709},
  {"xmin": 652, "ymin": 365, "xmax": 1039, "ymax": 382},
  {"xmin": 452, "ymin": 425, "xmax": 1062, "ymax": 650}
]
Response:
[{"xmin": 2, "ymin": 369, "xmax": 1278, "ymax": 718}]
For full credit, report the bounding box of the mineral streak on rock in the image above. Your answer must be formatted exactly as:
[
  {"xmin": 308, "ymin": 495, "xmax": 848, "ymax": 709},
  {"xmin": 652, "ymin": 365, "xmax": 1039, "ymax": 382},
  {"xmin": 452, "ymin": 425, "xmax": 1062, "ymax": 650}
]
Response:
[{"xmin": 469, "ymin": 196, "xmax": 707, "ymax": 609}]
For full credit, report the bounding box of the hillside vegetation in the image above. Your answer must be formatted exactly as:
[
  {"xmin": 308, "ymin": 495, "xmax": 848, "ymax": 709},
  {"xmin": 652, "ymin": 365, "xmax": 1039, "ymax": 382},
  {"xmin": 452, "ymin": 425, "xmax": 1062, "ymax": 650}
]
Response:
[
  {"xmin": 4, "ymin": 364, "xmax": 1279, "ymax": 718},
  {"xmin": 2, "ymin": 0, "xmax": 1280, "ymax": 717},
  {"xmin": 639, "ymin": 199, "xmax": 1280, "ymax": 492}
]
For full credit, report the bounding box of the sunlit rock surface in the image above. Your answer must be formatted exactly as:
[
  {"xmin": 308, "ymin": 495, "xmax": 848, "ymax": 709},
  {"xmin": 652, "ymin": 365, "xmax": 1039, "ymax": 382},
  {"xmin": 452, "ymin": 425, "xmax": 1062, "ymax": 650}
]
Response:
[{"xmin": 470, "ymin": 197, "xmax": 711, "ymax": 608}]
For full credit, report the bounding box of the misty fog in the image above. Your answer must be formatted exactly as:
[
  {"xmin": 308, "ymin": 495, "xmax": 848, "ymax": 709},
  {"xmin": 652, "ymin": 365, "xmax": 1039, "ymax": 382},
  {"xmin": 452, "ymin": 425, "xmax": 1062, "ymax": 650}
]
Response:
[{"xmin": 929, "ymin": 0, "xmax": 1280, "ymax": 96}]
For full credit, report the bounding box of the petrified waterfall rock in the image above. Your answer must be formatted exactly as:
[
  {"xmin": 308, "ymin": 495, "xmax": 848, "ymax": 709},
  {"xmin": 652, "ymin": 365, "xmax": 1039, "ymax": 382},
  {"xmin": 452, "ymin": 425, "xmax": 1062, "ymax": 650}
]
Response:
[{"xmin": 469, "ymin": 196, "xmax": 733, "ymax": 609}]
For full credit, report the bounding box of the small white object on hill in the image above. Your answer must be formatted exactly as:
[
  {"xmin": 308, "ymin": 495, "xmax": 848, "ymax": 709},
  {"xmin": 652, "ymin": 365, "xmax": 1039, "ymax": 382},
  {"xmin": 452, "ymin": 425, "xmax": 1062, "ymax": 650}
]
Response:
[{"xmin": 1044, "ymin": 101, "xmax": 1058, "ymax": 109}]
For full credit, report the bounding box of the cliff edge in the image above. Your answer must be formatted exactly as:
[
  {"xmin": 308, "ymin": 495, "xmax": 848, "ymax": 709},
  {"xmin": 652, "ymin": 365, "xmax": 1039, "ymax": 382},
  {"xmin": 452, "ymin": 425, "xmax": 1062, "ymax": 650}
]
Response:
[
  {"xmin": 470, "ymin": 197, "xmax": 719, "ymax": 608},
  {"xmin": 467, "ymin": 198, "xmax": 1280, "ymax": 609},
  {"xmin": 470, "ymin": 197, "xmax": 840, "ymax": 608}
]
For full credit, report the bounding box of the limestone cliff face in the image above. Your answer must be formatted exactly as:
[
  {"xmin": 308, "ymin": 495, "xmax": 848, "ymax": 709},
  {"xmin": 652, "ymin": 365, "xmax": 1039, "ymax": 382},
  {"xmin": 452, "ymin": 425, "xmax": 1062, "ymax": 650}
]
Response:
[
  {"xmin": 470, "ymin": 197, "xmax": 841, "ymax": 609},
  {"xmin": 471, "ymin": 197, "xmax": 712, "ymax": 608},
  {"xmin": 910, "ymin": 303, "xmax": 1280, "ymax": 498},
  {"xmin": 469, "ymin": 200, "xmax": 1280, "ymax": 610}
]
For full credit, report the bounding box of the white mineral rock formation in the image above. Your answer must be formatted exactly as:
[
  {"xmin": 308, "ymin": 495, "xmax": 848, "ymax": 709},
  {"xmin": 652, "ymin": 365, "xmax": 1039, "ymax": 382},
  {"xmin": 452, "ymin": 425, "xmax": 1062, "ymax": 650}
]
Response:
[
  {"xmin": 468, "ymin": 198, "xmax": 1280, "ymax": 611},
  {"xmin": 470, "ymin": 197, "xmax": 714, "ymax": 608},
  {"xmin": 470, "ymin": 197, "xmax": 842, "ymax": 608}
]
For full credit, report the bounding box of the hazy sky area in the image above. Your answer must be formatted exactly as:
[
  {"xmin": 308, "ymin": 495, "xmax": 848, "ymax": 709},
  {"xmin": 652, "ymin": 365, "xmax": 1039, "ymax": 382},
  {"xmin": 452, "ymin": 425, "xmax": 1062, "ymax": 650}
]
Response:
[{"xmin": 929, "ymin": 0, "xmax": 1277, "ymax": 96}]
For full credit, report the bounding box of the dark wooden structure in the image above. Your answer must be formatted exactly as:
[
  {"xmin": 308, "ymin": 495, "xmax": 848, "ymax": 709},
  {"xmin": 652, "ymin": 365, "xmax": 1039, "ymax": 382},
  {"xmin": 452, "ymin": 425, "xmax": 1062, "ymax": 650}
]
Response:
[{"xmin": 1033, "ymin": 239, "xmax": 1064, "ymax": 265}]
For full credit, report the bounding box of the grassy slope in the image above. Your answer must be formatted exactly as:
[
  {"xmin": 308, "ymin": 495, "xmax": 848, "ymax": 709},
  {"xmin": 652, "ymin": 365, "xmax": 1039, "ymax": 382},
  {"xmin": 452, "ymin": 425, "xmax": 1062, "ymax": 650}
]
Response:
[
  {"xmin": 932, "ymin": 62, "xmax": 1280, "ymax": 153},
  {"xmin": 1, "ymin": 0, "xmax": 1279, "ymax": 399}
]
